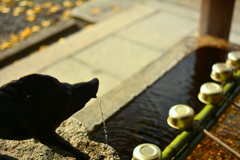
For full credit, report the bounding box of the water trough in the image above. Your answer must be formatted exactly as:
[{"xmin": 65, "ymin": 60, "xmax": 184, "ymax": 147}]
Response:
[{"xmin": 89, "ymin": 36, "xmax": 240, "ymax": 160}]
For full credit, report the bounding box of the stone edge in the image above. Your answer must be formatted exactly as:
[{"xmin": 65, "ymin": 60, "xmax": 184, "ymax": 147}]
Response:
[
  {"xmin": 0, "ymin": 19, "xmax": 77, "ymax": 66},
  {"xmin": 73, "ymin": 37, "xmax": 198, "ymax": 131}
]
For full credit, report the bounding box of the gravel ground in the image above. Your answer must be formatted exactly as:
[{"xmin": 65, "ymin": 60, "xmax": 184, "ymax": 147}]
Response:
[{"xmin": 0, "ymin": 0, "xmax": 90, "ymax": 50}]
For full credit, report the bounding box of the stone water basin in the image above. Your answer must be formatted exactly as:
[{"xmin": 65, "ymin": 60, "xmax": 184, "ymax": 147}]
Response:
[{"xmin": 90, "ymin": 38, "xmax": 240, "ymax": 160}]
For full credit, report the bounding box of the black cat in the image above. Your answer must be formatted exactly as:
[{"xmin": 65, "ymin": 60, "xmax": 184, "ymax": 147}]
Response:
[{"xmin": 0, "ymin": 74, "xmax": 99, "ymax": 160}]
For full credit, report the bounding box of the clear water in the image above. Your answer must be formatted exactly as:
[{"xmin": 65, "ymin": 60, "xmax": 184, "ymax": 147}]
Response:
[
  {"xmin": 90, "ymin": 47, "xmax": 228, "ymax": 160},
  {"xmin": 96, "ymin": 96, "xmax": 108, "ymax": 145}
]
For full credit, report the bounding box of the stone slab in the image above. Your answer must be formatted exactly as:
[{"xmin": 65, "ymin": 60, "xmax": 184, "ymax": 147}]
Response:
[
  {"xmin": 176, "ymin": 0, "xmax": 201, "ymax": 10},
  {"xmin": 230, "ymin": 31, "xmax": 240, "ymax": 45},
  {"xmin": 71, "ymin": 0, "xmax": 136, "ymax": 23},
  {"xmin": 146, "ymin": 1, "xmax": 200, "ymax": 20},
  {"xmin": 233, "ymin": 0, "xmax": 240, "ymax": 23},
  {"xmin": 0, "ymin": 4, "xmax": 157, "ymax": 85},
  {"xmin": 117, "ymin": 11, "xmax": 198, "ymax": 51},
  {"xmin": 74, "ymin": 35, "xmax": 164, "ymax": 80},
  {"xmin": 40, "ymin": 58, "xmax": 122, "ymax": 96},
  {"xmin": 231, "ymin": 21, "xmax": 240, "ymax": 34}
]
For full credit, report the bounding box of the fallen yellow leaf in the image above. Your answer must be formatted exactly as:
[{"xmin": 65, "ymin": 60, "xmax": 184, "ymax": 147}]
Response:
[
  {"xmin": 2, "ymin": 0, "xmax": 11, "ymax": 3},
  {"xmin": 26, "ymin": 9, "xmax": 35, "ymax": 15},
  {"xmin": 61, "ymin": 9, "xmax": 70, "ymax": 19},
  {"xmin": 49, "ymin": 5, "xmax": 61, "ymax": 13},
  {"xmin": 31, "ymin": 25, "xmax": 41, "ymax": 32},
  {"xmin": 33, "ymin": 6, "xmax": 42, "ymax": 13},
  {"xmin": 85, "ymin": 24, "xmax": 93, "ymax": 30},
  {"xmin": 92, "ymin": 8, "xmax": 100, "ymax": 14},
  {"xmin": 19, "ymin": 1, "xmax": 29, "ymax": 7},
  {"xmin": 41, "ymin": 20, "xmax": 51, "ymax": 27},
  {"xmin": 0, "ymin": 42, "xmax": 12, "ymax": 50},
  {"xmin": 20, "ymin": 27, "xmax": 32, "ymax": 39},
  {"xmin": 27, "ymin": 1, "xmax": 33, "ymax": 7},
  {"xmin": 9, "ymin": 34, "xmax": 19, "ymax": 43},
  {"xmin": 112, "ymin": 6, "xmax": 120, "ymax": 12},
  {"xmin": 63, "ymin": 1, "xmax": 73, "ymax": 8},
  {"xmin": 13, "ymin": 6, "xmax": 25, "ymax": 16},
  {"xmin": 39, "ymin": 45, "xmax": 47, "ymax": 51},
  {"xmin": 42, "ymin": 2, "xmax": 52, "ymax": 8},
  {"xmin": 1, "ymin": 7, "xmax": 10, "ymax": 13},
  {"xmin": 7, "ymin": 1, "xmax": 15, "ymax": 7},
  {"xmin": 58, "ymin": 37, "xmax": 65, "ymax": 43},
  {"xmin": 76, "ymin": 0, "xmax": 84, "ymax": 6},
  {"xmin": 27, "ymin": 15, "xmax": 36, "ymax": 22}
]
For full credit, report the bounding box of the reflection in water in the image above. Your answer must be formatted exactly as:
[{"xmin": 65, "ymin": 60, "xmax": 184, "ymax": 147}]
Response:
[
  {"xmin": 190, "ymin": 47, "xmax": 227, "ymax": 112},
  {"xmin": 90, "ymin": 47, "xmax": 228, "ymax": 160}
]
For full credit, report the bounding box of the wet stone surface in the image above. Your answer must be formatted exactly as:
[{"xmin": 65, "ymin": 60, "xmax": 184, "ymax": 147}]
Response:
[{"xmin": 0, "ymin": 118, "xmax": 120, "ymax": 160}]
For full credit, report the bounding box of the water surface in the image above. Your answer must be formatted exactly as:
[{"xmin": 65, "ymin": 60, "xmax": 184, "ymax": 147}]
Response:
[{"xmin": 90, "ymin": 47, "xmax": 228, "ymax": 160}]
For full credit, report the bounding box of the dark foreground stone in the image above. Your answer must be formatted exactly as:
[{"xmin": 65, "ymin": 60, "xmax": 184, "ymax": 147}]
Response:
[{"xmin": 0, "ymin": 118, "xmax": 120, "ymax": 160}]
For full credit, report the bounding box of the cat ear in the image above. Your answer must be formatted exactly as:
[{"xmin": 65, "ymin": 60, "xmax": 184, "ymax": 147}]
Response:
[{"xmin": 72, "ymin": 78, "xmax": 99, "ymax": 98}]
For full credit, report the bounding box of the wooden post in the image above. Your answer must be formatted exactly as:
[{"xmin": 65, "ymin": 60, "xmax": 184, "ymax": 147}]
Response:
[{"xmin": 199, "ymin": 0, "xmax": 235, "ymax": 41}]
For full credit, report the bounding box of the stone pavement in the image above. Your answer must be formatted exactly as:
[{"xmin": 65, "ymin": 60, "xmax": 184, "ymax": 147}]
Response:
[{"xmin": 0, "ymin": 0, "xmax": 240, "ymax": 131}]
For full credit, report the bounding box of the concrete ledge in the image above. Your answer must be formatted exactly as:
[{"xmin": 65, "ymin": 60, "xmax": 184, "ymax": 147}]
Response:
[
  {"xmin": 73, "ymin": 37, "xmax": 198, "ymax": 131},
  {"xmin": 0, "ymin": 19, "xmax": 78, "ymax": 68}
]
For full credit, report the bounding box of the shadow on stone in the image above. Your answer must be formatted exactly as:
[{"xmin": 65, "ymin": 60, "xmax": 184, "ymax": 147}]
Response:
[{"xmin": 0, "ymin": 154, "xmax": 18, "ymax": 160}]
